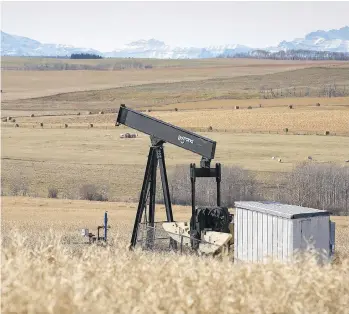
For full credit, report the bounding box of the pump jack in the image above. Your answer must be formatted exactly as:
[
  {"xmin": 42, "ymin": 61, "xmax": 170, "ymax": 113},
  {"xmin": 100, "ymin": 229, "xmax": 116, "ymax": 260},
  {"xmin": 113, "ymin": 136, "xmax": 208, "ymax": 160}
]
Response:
[{"xmin": 116, "ymin": 105, "xmax": 233, "ymax": 254}]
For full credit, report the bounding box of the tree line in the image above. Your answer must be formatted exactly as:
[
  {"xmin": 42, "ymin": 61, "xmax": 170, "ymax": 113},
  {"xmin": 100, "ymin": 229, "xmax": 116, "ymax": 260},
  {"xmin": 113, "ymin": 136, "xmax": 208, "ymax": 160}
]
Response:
[
  {"xmin": 70, "ymin": 53, "xmax": 103, "ymax": 59},
  {"xmin": 218, "ymin": 49, "xmax": 349, "ymax": 61},
  {"xmin": 157, "ymin": 163, "xmax": 349, "ymax": 216}
]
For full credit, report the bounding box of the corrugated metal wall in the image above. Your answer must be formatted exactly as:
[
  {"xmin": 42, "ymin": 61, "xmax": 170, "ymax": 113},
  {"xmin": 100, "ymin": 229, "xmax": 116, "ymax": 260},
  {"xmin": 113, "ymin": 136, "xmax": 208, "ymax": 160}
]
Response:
[
  {"xmin": 293, "ymin": 216, "xmax": 330, "ymax": 254},
  {"xmin": 234, "ymin": 208, "xmax": 293, "ymax": 263}
]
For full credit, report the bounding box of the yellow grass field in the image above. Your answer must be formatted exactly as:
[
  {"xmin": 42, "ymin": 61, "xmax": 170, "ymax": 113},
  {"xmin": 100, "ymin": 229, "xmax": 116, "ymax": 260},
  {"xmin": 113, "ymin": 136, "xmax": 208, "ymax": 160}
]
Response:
[{"xmin": 2, "ymin": 197, "xmax": 349, "ymax": 313}]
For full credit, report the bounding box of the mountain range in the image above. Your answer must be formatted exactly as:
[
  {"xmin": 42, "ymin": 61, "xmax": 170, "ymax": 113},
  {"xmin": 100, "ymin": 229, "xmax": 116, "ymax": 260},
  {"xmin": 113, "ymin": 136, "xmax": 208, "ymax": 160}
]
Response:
[{"xmin": 1, "ymin": 26, "xmax": 349, "ymax": 59}]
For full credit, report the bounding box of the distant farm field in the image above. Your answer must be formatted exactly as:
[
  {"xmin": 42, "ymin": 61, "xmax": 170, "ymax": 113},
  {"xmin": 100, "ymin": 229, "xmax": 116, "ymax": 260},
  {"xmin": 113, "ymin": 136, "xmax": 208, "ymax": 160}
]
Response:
[
  {"xmin": 2, "ymin": 58, "xmax": 348, "ymax": 102},
  {"xmin": 2, "ymin": 57, "xmax": 349, "ymax": 202},
  {"xmin": 4, "ymin": 98, "xmax": 349, "ymax": 135},
  {"xmin": 2, "ymin": 126, "xmax": 349, "ymax": 201}
]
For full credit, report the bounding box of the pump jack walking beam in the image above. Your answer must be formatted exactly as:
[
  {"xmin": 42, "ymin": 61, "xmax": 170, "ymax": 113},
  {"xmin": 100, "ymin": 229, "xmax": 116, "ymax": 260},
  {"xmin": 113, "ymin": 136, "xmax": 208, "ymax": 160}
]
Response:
[{"xmin": 115, "ymin": 104, "xmax": 218, "ymax": 249}]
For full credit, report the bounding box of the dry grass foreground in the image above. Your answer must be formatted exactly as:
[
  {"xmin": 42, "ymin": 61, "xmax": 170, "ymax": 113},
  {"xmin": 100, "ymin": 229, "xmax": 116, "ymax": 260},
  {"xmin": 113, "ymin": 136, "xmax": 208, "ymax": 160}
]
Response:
[{"xmin": 1, "ymin": 197, "xmax": 349, "ymax": 314}]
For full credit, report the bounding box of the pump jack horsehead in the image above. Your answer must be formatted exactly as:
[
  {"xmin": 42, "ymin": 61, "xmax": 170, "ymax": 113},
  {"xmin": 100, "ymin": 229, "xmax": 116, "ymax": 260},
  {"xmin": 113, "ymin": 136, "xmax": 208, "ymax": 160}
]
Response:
[{"xmin": 115, "ymin": 104, "xmax": 234, "ymax": 256}]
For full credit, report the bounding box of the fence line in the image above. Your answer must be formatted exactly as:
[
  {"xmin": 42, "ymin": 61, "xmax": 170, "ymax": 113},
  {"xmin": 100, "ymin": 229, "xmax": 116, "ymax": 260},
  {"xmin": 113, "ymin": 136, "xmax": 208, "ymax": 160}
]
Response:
[
  {"xmin": 259, "ymin": 85, "xmax": 349, "ymax": 99},
  {"xmin": 3, "ymin": 122, "xmax": 348, "ymax": 137}
]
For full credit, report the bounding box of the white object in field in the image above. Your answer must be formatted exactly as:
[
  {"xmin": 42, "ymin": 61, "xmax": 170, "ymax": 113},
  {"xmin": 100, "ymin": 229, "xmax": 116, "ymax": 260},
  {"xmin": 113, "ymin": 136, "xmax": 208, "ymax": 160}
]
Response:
[
  {"xmin": 162, "ymin": 222, "xmax": 232, "ymax": 255},
  {"xmin": 162, "ymin": 222, "xmax": 191, "ymax": 247},
  {"xmin": 81, "ymin": 228, "xmax": 89, "ymax": 237},
  {"xmin": 234, "ymin": 201, "xmax": 333, "ymax": 264},
  {"xmin": 199, "ymin": 231, "xmax": 232, "ymax": 255}
]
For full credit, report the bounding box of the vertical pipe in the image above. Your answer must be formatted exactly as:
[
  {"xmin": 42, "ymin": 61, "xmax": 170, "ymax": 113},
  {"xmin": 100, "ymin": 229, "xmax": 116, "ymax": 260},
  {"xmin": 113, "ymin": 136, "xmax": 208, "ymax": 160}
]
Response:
[
  {"xmin": 190, "ymin": 163, "xmax": 196, "ymax": 232},
  {"xmin": 104, "ymin": 211, "xmax": 108, "ymax": 241},
  {"xmin": 216, "ymin": 163, "xmax": 221, "ymax": 207}
]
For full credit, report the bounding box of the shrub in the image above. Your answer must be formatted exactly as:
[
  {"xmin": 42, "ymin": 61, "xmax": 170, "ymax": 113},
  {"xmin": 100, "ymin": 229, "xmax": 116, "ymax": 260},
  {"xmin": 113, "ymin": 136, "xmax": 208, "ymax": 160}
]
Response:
[
  {"xmin": 9, "ymin": 174, "xmax": 29, "ymax": 196},
  {"xmin": 274, "ymin": 163, "xmax": 349, "ymax": 215},
  {"xmin": 174, "ymin": 108, "xmax": 178, "ymax": 112},
  {"xmin": 325, "ymin": 131, "xmax": 330, "ymax": 135},
  {"xmin": 48, "ymin": 187, "xmax": 58, "ymax": 198},
  {"xmin": 208, "ymin": 126, "xmax": 213, "ymax": 131},
  {"xmin": 79, "ymin": 184, "xmax": 108, "ymax": 202},
  {"xmin": 247, "ymin": 106, "xmax": 253, "ymax": 109}
]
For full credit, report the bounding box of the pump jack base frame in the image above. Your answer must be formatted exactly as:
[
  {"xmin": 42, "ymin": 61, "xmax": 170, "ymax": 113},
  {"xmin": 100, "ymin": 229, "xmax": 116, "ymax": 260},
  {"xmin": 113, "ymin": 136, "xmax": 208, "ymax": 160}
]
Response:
[{"xmin": 129, "ymin": 137, "xmax": 176, "ymax": 250}]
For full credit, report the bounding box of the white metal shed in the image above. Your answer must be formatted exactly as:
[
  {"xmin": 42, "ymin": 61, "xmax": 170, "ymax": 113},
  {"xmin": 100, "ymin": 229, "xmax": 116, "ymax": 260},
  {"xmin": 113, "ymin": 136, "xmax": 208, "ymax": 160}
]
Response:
[{"xmin": 233, "ymin": 201, "xmax": 335, "ymax": 263}]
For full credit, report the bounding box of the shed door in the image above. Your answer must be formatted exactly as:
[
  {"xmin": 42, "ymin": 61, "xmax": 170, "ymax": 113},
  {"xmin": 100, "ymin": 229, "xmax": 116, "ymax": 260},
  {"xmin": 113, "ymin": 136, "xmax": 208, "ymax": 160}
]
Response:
[{"xmin": 300, "ymin": 219, "xmax": 312, "ymax": 250}]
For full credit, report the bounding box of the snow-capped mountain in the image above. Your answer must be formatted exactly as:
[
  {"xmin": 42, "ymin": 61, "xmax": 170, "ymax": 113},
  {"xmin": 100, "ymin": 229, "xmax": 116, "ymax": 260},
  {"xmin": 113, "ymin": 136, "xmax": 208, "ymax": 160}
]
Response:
[
  {"xmin": 267, "ymin": 26, "xmax": 349, "ymax": 53},
  {"xmin": 0, "ymin": 31, "xmax": 102, "ymax": 57},
  {"xmin": 104, "ymin": 39, "xmax": 252, "ymax": 59},
  {"xmin": 1, "ymin": 26, "xmax": 349, "ymax": 59},
  {"xmin": 0, "ymin": 32, "xmax": 252, "ymax": 58}
]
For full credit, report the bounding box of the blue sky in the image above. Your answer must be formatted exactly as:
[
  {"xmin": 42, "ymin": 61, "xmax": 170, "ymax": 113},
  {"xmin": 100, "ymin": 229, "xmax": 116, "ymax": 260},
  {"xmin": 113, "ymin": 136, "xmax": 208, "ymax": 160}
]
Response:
[{"xmin": 1, "ymin": 1, "xmax": 348, "ymax": 51}]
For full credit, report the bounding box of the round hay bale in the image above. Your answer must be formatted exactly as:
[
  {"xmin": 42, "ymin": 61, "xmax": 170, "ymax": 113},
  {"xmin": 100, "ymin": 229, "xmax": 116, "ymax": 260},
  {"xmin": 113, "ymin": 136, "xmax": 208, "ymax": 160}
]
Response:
[
  {"xmin": 234, "ymin": 106, "xmax": 239, "ymax": 110},
  {"xmin": 278, "ymin": 158, "xmax": 282, "ymax": 163},
  {"xmin": 89, "ymin": 123, "xmax": 93, "ymax": 128},
  {"xmin": 30, "ymin": 114, "xmax": 35, "ymax": 117},
  {"xmin": 15, "ymin": 123, "xmax": 19, "ymax": 127},
  {"xmin": 247, "ymin": 106, "xmax": 252, "ymax": 109},
  {"xmin": 288, "ymin": 105, "xmax": 293, "ymax": 109},
  {"xmin": 77, "ymin": 112, "xmax": 81, "ymax": 116},
  {"xmin": 40, "ymin": 122, "xmax": 44, "ymax": 127},
  {"xmin": 88, "ymin": 111, "xmax": 92, "ymax": 115},
  {"xmin": 208, "ymin": 126, "xmax": 213, "ymax": 131},
  {"xmin": 174, "ymin": 108, "xmax": 178, "ymax": 112},
  {"xmin": 64, "ymin": 123, "xmax": 68, "ymax": 128},
  {"xmin": 324, "ymin": 131, "xmax": 330, "ymax": 136},
  {"xmin": 12, "ymin": 118, "xmax": 16, "ymax": 123},
  {"xmin": 8, "ymin": 117, "xmax": 13, "ymax": 121},
  {"xmin": 2, "ymin": 117, "xmax": 7, "ymax": 122},
  {"xmin": 316, "ymin": 103, "xmax": 321, "ymax": 106},
  {"xmin": 99, "ymin": 111, "xmax": 104, "ymax": 115}
]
